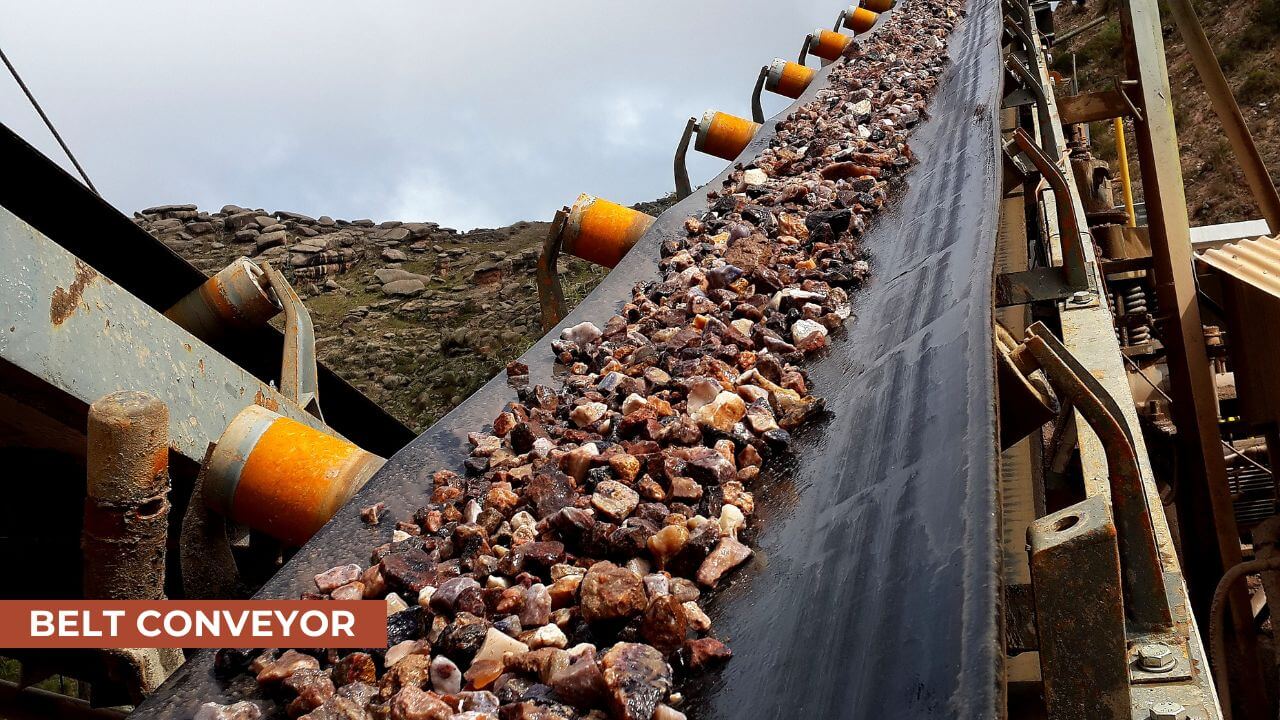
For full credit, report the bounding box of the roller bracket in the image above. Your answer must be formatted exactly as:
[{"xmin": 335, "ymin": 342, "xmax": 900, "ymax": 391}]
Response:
[
  {"xmin": 674, "ymin": 116, "xmax": 696, "ymax": 200},
  {"xmin": 261, "ymin": 262, "xmax": 322, "ymax": 420},
  {"xmin": 751, "ymin": 66, "xmax": 768, "ymax": 124},
  {"xmin": 996, "ymin": 128, "xmax": 1092, "ymax": 307}
]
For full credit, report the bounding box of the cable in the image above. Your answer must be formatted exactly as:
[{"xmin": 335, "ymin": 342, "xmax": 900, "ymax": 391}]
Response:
[
  {"xmin": 1121, "ymin": 352, "xmax": 1275, "ymax": 478},
  {"xmin": 1208, "ymin": 555, "xmax": 1280, "ymax": 720},
  {"xmin": 0, "ymin": 43, "xmax": 99, "ymax": 196}
]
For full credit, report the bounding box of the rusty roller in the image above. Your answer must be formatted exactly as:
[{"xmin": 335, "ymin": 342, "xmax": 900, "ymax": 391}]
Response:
[
  {"xmin": 203, "ymin": 405, "xmax": 384, "ymax": 546},
  {"xmin": 766, "ymin": 58, "xmax": 817, "ymax": 99},
  {"xmin": 561, "ymin": 194, "xmax": 656, "ymax": 269},
  {"xmin": 695, "ymin": 110, "xmax": 763, "ymax": 162},
  {"xmin": 808, "ymin": 29, "xmax": 853, "ymax": 61},
  {"xmin": 164, "ymin": 257, "xmax": 281, "ymax": 342},
  {"xmin": 842, "ymin": 5, "xmax": 881, "ymax": 33}
]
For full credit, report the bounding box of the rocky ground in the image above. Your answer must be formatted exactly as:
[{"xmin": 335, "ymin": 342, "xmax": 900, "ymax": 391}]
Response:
[
  {"xmin": 1054, "ymin": 0, "xmax": 1280, "ymax": 226},
  {"xmin": 137, "ymin": 201, "xmax": 669, "ymax": 432}
]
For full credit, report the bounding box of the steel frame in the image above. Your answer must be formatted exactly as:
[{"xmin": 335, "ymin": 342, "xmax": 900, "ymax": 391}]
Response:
[{"xmin": 999, "ymin": 0, "xmax": 1224, "ymax": 715}]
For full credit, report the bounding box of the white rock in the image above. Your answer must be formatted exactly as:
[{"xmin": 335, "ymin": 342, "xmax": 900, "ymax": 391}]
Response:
[
  {"xmin": 561, "ymin": 321, "xmax": 602, "ymax": 345},
  {"xmin": 719, "ymin": 504, "xmax": 746, "ymax": 539},
  {"xmin": 430, "ymin": 655, "xmax": 462, "ymax": 694},
  {"xmin": 570, "ymin": 401, "xmax": 608, "ymax": 428},
  {"xmin": 791, "ymin": 318, "xmax": 828, "ymax": 343},
  {"xmin": 743, "ymin": 168, "xmax": 768, "ymax": 186},
  {"xmin": 621, "ymin": 393, "xmax": 650, "ymax": 415},
  {"xmin": 852, "ymin": 99, "xmax": 872, "ymax": 115},
  {"xmin": 385, "ymin": 593, "xmax": 409, "ymax": 615},
  {"xmin": 472, "ymin": 627, "xmax": 529, "ymax": 666},
  {"xmin": 730, "ymin": 318, "xmax": 754, "ymax": 336},
  {"xmin": 528, "ymin": 623, "xmax": 568, "ymax": 649},
  {"xmin": 686, "ymin": 377, "xmax": 722, "ymax": 413},
  {"xmin": 416, "ymin": 586, "xmax": 436, "ymax": 607}
]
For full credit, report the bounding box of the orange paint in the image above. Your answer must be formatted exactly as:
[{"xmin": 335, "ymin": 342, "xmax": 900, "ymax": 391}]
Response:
[
  {"xmin": 229, "ymin": 415, "xmax": 379, "ymax": 546},
  {"xmin": 767, "ymin": 60, "xmax": 816, "ymax": 99},
  {"xmin": 862, "ymin": 0, "xmax": 895, "ymax": 12},
  {"xmin": 563, "ymin": 195, "xmax": 656, "ymax": 268},
  {"xmin": 696, "ymin": 111, "xmax": 762, "ymax": 162},
  {"xmin": 810, "ymin": 29, "xmax": 852, "ymax": 61},
  {"xmin": 844, "ymin": 7, "xmax": 880, "ymax": 33}
]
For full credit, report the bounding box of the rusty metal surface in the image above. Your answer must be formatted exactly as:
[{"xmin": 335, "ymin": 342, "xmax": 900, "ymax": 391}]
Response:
[
  {"xmin": 163, "ymin": 258, "xmax": 281, "ymax": 344},
  {"xmin": 0, "ymin": 208, "xmax": 334, "ymax": 465},
  {"xmin": 1029, "ymin": 496, "xmax": 1131, "ymax": 718},
  {"xmin": 260, "ymin": 263, "xmax": 321, "ymax": 419},
  {"xmin": 135, "ymin": 0, "xmax": 1004, "ymax": 715},
  {"xmin": 0, "ymin": 123, "xmax": 412, "ymax": 458}
]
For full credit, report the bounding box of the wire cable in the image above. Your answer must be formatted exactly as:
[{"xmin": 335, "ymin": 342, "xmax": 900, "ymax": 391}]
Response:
[{"xmin": 0, "ymin": 43, "xmax": 99, "ymax": 196}]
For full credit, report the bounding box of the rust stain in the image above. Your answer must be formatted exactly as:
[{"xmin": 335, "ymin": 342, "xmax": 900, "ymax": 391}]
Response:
[
  {"xmin": 50, "ymin": 259, "xmax": 99, "ymax": 326},
  {"xmin": 254, "ymin": 389, "xmax": 280, "ymax": 412}
]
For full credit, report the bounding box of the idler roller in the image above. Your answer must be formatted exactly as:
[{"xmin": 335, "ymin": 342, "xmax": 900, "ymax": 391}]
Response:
[
  {"xmin": 164, "ymin": 257, "xmax": 281, "ymax": 342},
  {"xmin": 695, "ymin": 110, "xmax": 762, "ymax": 162},
  {"xmin": 765, "ymin": 59, "xmax": 816, "ymax": 99},
  {"xmin": 562, "ymin": 194, "xmax": 657, "ymax": 268},
  {"xmin": 203, "ymin": 405, "xmax": 384, "ymax": 546},
  {"xmin": 842, "ymin": 5, "xmax": 881, "ymax": 34},
  {"xmin": 808, "ymin": 28, "xmax": 853, "ymax": 61}
]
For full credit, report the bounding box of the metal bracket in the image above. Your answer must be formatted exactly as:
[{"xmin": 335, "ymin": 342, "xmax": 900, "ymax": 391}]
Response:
[
  {"xmin": 797, "ymin": 34, "xmax": 811, "ymax": 65},
  {"xmin": 674, "ymin": 116, "xmax": 696, "ymax": 201},
  {"xmin": 996, "ymin": 128, "xmax": 1092, "ymax": 306},
  {"xmin": 260, "ymin": 262, "xmax": 322, "ymax": 420},
  {"xmin": 832, "ymin": 9, "xmax": 846, "ymax": 32},
  {"xmin": 1021, "ymin": 321, "xmax": 1173, "ymax": 631},
  {"xmin": 751, "ymin": 66, "xmax": 768, "ymax": 124},
  {"xmin": 1112, "ymin": 76, "xmax": 1145, "ymax": 123},
  {"xmin": 537, "ymin": 208, "xmax": 570, "ymax": 331}
]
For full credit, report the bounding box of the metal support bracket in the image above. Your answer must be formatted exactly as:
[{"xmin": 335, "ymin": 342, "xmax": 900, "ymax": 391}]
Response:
[
  {"xmin": 797, "ymin": 34, "xmax": 811, "ymax": 65},
  {"xmin": 751, "ymin": 66, "xmax": 768, "ymax": 124},
  {"xmin": 996, "ymin": 129, "xmax": 1092, "ymax": 306},
  {"xmin": 537, "ymin": 209, "xmax": 570, "ymax": 331},
  {"xmin": 674, "ymin": 116, "xmax": 696, "ymax": 201},
  {"xmin": 1021, "ymin": 321, "xmax": 1173, "ymax": 631},
  {"xmin": 260, "ymin": 262, "xmax": 322, "ymax": 420}
]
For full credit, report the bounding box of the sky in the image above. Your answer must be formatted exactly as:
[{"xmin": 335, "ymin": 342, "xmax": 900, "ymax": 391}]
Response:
[{"xmin": 0, "ymin": 1, "xmax": 843, "ymax": 230}]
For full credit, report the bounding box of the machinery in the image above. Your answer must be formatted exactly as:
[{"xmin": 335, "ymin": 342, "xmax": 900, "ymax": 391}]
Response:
[{"xmin": 2, "ymin": 0, "xmax": 1280, "ymax": 717}]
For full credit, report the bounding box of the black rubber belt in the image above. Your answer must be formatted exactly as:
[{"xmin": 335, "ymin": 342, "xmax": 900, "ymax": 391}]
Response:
[{"xmin": 134, "ymin": 0, "xmax": 1003, "ymax": 714}]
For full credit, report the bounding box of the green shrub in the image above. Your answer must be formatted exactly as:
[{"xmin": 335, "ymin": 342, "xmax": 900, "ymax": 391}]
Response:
[{"xmin": 1239, "ymin": 69, "xmax": 1280, "ymax": 103}]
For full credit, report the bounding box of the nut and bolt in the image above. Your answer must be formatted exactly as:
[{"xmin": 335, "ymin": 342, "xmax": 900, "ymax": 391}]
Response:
[
  {"xmin": 1149, "ymin": 701, "xmax": 1185, "ymax": 720},
  {"xmin": 1068, "ymin": 290, "xmax": 1095, "ymax": 305},
  {"xmin": 1137, "ymin": 642, "xmax": 1177, "ymax": 672}
]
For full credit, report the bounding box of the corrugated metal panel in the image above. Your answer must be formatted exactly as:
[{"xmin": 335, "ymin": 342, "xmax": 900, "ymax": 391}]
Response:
[{"xmin": 1199, "ymin": 235, "xmax": 1280, "ymax": 298}]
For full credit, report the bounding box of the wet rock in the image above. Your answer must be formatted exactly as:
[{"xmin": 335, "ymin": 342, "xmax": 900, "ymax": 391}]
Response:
[
  {"xmin": 640, "ymin": 596, "xmax": 689, "ymax": 655},
  {"xmin": 592, "ymin": 481, "xmax": 640, "ymax": 521},
  {"xmin": 315, "ymin": 564, "xmax": 362, "ymax": 593},
  {"xmin": 685, "ymin": 637, "xmax": 733, "ymax": 670},
  {"xmin": 580, "ymin": 561, "xmax": 648, "ymax": 623},
  {"xmin": 601, "ymin": 643, "xmax": 672, "ymax": 720},
  {"xmin": 389, "ymin": 685, "xmax": 452, "ymax": 720},
  {"xmin": 430, "ymin": 655, "xmax": 462, "ymax": 694},
  {"xmin": 696, "ymin": 537, "xmax": 753, "ymax": 588},
  {"xmin": 194, "ymin": 701, "xmax": 262, "ymax": 720},
  {"xmin": 692, "ymin": 392, "xmax": 746, "ymax": 433},
  {"xmin": 256, "ymin": 649, "xmax": 320, "ymax": 684}
]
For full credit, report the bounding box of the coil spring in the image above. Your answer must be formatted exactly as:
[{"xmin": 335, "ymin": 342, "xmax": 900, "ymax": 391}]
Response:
[{"xmin": 1122, "ymin": 284, "xmax": 1151, "ymax": 345}]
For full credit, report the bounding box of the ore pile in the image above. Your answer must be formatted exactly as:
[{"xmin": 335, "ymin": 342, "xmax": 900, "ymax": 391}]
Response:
[{"xmin": 197, "ymin": 1, "xmax": 964, "ymax": 718}]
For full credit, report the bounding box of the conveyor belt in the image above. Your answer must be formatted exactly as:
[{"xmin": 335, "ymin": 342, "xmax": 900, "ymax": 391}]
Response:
[{"xmin": 134, "ymin": 0, "xmax": 1003, "ymax": 714}]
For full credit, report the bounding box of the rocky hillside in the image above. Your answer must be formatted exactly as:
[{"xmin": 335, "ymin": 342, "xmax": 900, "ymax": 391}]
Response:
[
  {"xmin": 1055, "ymin": 0, "xmax": 1280, "ymax": 225},
  {"xmin": 135, "ymin": 202, "xmax": 674, "ymax": 431}
]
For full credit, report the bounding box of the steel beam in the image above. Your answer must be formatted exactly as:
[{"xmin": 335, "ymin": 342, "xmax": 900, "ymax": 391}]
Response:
[
  {"xmin": 0, "ymin": 206, "xmax": 335, "ymax": 466},
  {"xmin": 1118, "ymin": 0, "xmax": 1264, "ymax": 714}
]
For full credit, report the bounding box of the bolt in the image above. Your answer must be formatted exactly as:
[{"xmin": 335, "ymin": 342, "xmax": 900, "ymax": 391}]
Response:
[
  {"xmin": 1069, "ymin": 290, "xmax": 1094, "ymax": 305},
  {"xmin": 1149, "ymin": 701, "xmax": 1185, "ymax": 720},
  {"xmin": 1137, "ymin": 642, "xmax": 1177, "ymax": 672}
]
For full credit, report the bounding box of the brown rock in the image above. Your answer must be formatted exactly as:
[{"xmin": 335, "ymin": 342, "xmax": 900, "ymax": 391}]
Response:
[
  {"xmin": 640, "ymin": 596, "xmax": 689, "ymax": 655},
  {"xmin": 696, "ymin": 537, "xmax": 753, "ymax": 588},
  {"xmin": 601, "ymin": 643, "xmax": 672, "ymax": 720},
  {"xmin": 580, "ymin": 561, "xmax": 648, "ymax": 623}
]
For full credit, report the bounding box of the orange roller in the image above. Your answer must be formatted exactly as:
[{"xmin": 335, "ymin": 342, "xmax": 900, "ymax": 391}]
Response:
[
  {"xmin": 809, "ymin": 29, "xmax": 852, "ymax": 61},
  {"xmin": 204, "ymin": 405, "xmax": 384, "ymax": 546},
  {"xmin": 765, "ymin": 59, "xmax": 816, "ymax": 99},
  {"xmin": 843, "ymin": 6, "xmax": 880, "ymax": 33},
  {"xmin": 862, "ymin": 0, "xmax": 896, "ymax": 12},
  {"xmin": 562, "ymin": 194, "xmax": 656, "ymax": 268},
  {"xmin": 695, "ymin": 110, "xmax": 762, "ymax": 162}
]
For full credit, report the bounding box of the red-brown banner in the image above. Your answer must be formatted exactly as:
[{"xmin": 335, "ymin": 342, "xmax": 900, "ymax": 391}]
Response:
[{"xmin": 0, "ymin": 601, "xmax": 388, "ymax": 648}]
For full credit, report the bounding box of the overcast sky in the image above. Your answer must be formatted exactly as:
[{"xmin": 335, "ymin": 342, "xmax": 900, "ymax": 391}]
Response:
[{"xmin": 1, "ymin": 1, "xmax": 842, "ymax": 230}]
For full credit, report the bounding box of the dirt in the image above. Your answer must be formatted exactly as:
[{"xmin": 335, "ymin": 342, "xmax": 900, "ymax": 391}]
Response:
[{"xmin": 1054, "ymin": 0, "xmax": 1280, "ymax": 226}]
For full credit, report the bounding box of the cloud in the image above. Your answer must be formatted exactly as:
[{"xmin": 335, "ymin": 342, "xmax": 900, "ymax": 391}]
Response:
[{"xmin": 0, "ymin": 0, "xmax": 843, "ymax": 229}]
